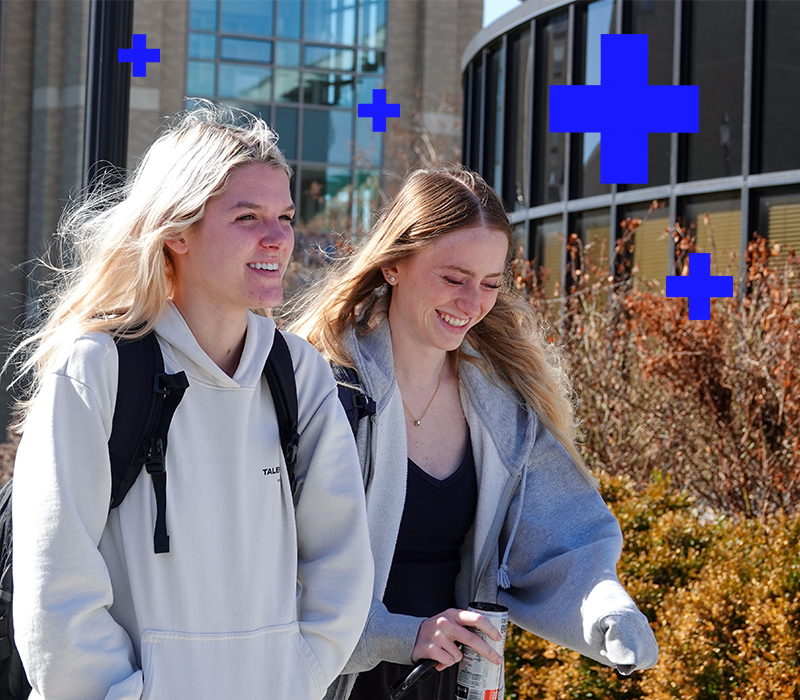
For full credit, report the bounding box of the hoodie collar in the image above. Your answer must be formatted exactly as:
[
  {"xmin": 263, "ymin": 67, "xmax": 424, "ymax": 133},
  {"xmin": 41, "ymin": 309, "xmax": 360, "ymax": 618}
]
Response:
[{"xmin": 154, "ymin": 301, "xmax": 275, "ymax": 389}]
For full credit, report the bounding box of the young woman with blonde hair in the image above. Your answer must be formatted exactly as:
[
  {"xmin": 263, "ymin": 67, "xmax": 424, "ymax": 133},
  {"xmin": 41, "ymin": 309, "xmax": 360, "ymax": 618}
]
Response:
[
  {"xmin": 292, "ymin": 167, "xmax": 658, "ymax": 700},
  {"xmin": 9, "ymin": 104, "xmax": 372, "ymax": 700}
]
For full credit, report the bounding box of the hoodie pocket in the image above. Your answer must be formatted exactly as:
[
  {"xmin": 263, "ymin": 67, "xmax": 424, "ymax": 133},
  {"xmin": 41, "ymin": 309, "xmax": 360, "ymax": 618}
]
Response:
[{"xmin": 141, "ymin": 622, "xmax": 325, "ymax": 700}]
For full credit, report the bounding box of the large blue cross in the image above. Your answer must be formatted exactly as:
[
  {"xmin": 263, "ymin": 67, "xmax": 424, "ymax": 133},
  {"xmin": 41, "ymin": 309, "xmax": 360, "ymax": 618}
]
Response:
[
  {"xmin": 118, "ymin": 34, "xmax": 161, "ymax": 78},
  {"xmin": 358, "ymin": 89, "xmax": 400, "ymax": 132},
  {"xmin": 549, "ymin": 34, "xmax": 699, "ymax": 184},
  {"xmin": 665, "ymin": 253, "xmax": 733, "ymax": 321}
]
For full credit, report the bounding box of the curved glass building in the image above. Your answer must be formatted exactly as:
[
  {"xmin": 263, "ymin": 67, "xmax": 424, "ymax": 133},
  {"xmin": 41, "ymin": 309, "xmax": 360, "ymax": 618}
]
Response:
[{"xmin": 462, "ymin": 0, "xmax": 800, "ymax": 296}]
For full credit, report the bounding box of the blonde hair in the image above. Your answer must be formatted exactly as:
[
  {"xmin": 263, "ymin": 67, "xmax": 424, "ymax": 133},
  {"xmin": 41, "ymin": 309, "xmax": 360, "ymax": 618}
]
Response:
[
  {"xmin": 7, "ymin": 101, "xmax": 292, "ymax": 429},
  {"xmin": 290, "ymin": 167, "xmax": 594, "ymax": 483}
]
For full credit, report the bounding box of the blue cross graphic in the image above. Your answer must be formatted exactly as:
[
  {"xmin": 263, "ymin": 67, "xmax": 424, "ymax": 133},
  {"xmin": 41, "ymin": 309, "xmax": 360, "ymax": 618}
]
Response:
[
  {"xmin": 118, "ymin": 34, "xmax": 161, "ymax": 77},
  {"xmin": 665, "ymin": 253, "xmax": 733, "ymax": 321},
  {"xmin": 549, "ymin": 34, "xmax": 699, "ymax": 184},
  {"xmin": 358, "ymin": 89, "xmax": 400, "ymax": 132}
]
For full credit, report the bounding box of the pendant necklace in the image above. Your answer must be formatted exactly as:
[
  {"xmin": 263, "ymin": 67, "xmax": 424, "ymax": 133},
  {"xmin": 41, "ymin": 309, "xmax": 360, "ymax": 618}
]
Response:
[{"xmin": 401, "ymin": 360, "xmax": 447, "ymax": 427}]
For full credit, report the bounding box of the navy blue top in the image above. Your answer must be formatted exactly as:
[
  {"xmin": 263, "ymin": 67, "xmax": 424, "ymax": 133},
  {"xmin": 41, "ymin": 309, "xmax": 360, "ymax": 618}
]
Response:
[{"xmin": 381, "ymin": 440, "xmax": 478, "ymax": 618}]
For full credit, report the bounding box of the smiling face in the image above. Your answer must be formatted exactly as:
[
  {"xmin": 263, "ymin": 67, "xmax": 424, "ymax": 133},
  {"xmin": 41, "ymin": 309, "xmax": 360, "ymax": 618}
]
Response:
[
  {"xmin": 384, "ymin": 225, "xmax": 509, "ymax": 353},
  {"xmin": 166, "ymin": 162, "xmax": 295, "ymax": 318}
]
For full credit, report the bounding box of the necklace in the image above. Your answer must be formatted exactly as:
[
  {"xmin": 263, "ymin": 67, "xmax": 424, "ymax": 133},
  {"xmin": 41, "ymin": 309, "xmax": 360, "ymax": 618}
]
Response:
[{"xmin": 401, "ymin": 360, "xmax": 447, "ymax": 427}]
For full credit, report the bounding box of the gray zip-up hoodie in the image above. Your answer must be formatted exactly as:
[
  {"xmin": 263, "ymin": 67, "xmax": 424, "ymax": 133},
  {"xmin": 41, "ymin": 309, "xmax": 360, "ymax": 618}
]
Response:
[{"xmin": 324, "ymin": 319, "xmax": 658, "ymax": 699}]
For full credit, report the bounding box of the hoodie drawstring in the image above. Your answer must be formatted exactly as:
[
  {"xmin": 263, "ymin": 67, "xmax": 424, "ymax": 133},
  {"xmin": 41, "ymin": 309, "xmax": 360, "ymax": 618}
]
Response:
[{"xmin": 497, "ymin": 463, "xmax": 528, "ymax": 590}]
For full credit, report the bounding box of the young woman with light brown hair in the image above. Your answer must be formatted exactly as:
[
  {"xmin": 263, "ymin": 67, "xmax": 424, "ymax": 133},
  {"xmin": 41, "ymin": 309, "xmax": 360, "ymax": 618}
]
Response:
[{"xmin": 292, "ymin": 167, "xmax": 658, "ymax": 700}]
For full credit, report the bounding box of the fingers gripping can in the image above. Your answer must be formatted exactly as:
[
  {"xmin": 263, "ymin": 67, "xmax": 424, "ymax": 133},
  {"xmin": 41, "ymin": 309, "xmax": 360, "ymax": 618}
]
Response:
[{"xmin": 455, "ymin": 602, "xmax": 508, "ymax": 700}]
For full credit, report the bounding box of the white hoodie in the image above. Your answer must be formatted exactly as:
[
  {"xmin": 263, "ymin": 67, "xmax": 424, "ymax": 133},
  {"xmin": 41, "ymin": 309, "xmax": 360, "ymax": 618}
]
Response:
[{"xmin": 12, "ymin": 303, "xmax": 373, "ymax": 700}]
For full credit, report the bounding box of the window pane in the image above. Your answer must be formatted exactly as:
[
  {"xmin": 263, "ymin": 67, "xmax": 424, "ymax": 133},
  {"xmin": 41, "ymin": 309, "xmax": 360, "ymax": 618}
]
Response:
[
  {"xmin": 757, "ymin": 187, "xmax": 800, "ymax": 268},
  {"xmin": 303, "ymin": 71, "xmax": 354, "ymax": 107},
  {"xmin": 354, "ymin": 170, "xmax": 382, "ymax": 238},
  {"xmin": 483, "ymin": 43, "xmax": 504, "ymax": 191},
  {"xmin": 757, "ymin": 2, "xmax": 800, "ymax": 173},
  {"xmin": 221, "ymin": 38, "xmax": 272, "ymax": 63},
  {"xmin": 189, "ymin": 33, "xmax": 216, "ymax": 60},
  {"xmin": 276, "ymin": 42, "xmax": 301, "ymax": 66},
  {"xmin": 299, "ymin": 166, "xmax": 353, "ymax": 234},
  {"xmin": 276, "ymin": 0, "xmax": 302, "ymax": 38},
  {"xmin": 356, "ymin": 76, "xmax": 383, "ymax": 104},
  {"xmin": 302, "ymin": 109, "xmax": 353, "ymax": 164},
  {"xmin": 218, "ymin": 64, "xmax": 273, "ymax": 101},
  {"xmin": 619, "ymin": 202, "xmax": 670, "ymax": 287},
  {"xmin": 304, "ymin": 0, "xmax": 356, "ymax": 45},
  {"xmin": 684, "ymin": 0, "xmax": 745, "ymax": 181},
  {"xmin": 533, "ymin": 216, "xmax": 564, "ymax": 299},
  {"xmin": 503, "ymin": 27, "xmax": 531, "ymax": 212},
  {"xmin": 189, "ymin": 0, "xmax": 217, "ymax": 31},
  {"xmin": 572, "ymin": 208, "xmax": 610, "ymax": 277},
  {"xmin": 220, "ymin": 0, "xmax": 273, "ymax": 36},
  {"xmin": 626, "ymin": 0, "xmax": 674, "ymax": 190},
  {"xmin": 355, "ymin": 115, "xmax": 382, "ymax": 168},
  {"xmin": 187, "ymin": 61, "xmax": 216, "ymax": 96},
  {"xmin": 534, "ymin": 12, "xmax": 568, "ymax": 205},
  {"xmin": 359, "ymin": 0, "xmax": 387, "ymax": 48},
  {"xmin": 680, "ymin": 193, "xmax": 741, "ymax": 284},
  {"xmin": 467, "ymin": 58, "xmax": 483, "ymax": 172},
  {"xmin": 359, "ymin": 49, "xmax": 385, "ymax": 74},
  {"xmin": 275, "ymin": 69, "xmax": 301, "ymax": 102},
  {"xmin": 574, "ymin": 0, "xmax": 616, "ymax": 199},
  {"xmin": 305, "ymin": 45, "xmax": 355, "ymax": 71},
  {"xmin": 274, "ymin": 107, "xmax": 298, "ymax": 160}
]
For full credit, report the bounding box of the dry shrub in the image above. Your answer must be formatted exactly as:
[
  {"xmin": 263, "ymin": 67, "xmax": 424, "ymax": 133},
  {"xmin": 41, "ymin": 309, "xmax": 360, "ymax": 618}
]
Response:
[{"xmin": 506, "ymin": 473, "xmax": 800, "ymax": 699}]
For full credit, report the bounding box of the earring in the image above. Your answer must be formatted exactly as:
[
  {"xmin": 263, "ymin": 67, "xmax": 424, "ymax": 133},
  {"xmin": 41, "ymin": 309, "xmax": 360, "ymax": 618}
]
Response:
[{"xmin": 388, "ymin": 275, "xmax": 396, "ymax": 283}]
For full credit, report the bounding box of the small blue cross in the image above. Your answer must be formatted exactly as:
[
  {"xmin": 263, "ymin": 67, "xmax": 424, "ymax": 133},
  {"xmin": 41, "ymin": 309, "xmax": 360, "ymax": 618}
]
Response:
[
  {"xmin": 665, "ymin": 253, "xmax": 733, "ymax": 321},
  {"xmin": 118, "ymin": 34, "xmax": 161, "ymax": 78},
  {"xmin": 358, "ymin": 89, "xmax": 400, "ymax": 132},
  {"xmin": 549, "ymin": 34, "xmax": 699, "ymax": 184}
]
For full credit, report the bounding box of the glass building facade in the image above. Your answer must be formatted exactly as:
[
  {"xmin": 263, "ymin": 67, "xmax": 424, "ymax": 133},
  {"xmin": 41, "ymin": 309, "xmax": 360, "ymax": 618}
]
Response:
[
  {"xmin": 463, "ymin": 0, "xmax": 800, "ymax": 293},
  {"xmin": 187, "ymin": 0, "xmax": 387, "ymax": 241}
]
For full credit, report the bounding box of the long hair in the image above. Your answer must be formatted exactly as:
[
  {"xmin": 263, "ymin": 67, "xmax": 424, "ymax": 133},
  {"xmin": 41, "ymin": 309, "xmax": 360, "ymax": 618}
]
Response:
[
  {"xmin": 6, "ymin": 101, "xmax": 292, "ymax": 429},
  {"xmin": 290, "ymin": 167, "xmax": 594, "ymax": 483}
]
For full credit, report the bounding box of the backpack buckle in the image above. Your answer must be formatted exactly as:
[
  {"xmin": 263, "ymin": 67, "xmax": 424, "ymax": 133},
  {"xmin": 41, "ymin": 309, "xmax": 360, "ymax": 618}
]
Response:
[{"xmin": 143, "ymin": 438, "xmax": 166, "ymax": 474}]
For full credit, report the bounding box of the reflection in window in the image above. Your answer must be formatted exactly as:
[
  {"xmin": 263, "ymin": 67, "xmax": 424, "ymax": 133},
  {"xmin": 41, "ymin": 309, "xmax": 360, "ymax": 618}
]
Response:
[
  {"xmin": 221, "ymin": 38, "xmax": 272, "ymax": 63},
  {"xmin": 681, "ymin": 193, "xmax": 741, "ymax": 283},
  {"xmin": 534, "ymin": 12, "xmax": 568, "ymax": 205},
  {"xmin": 187, "ymin": 61, "xmax": 216, "ymax": 96},
  {"xmin": 189, "ymin": 33, "xmax": 216, "ymax": 60},
  {"xmin": 275, "ymin": 107, "xmax": 299, "ymax": 160},
  {"xmin": 303, "ymin": 71, "xmax": 355, "ymax": 108},
  {"xmin": 220, "ymin": 0, "xmax": 273, "ymax": 36},
  {"xmin": 276, "ymin": 0, "xmax": 302, "ymax": 38},
  {"xmin": 466, "ymin": 58, "xmax": 483, "ymax": 171},
  {"xmin": 757, "ymin": 188, "xmax": 800, "ymax": 268},
  {"xmin": 533, "ymin": 217, "xmax": 564, "ymax": 299},
  {"xmin": 684, "ymin": 0, "xmax": 745, "ymax": 181},
  {"xmin": 354, "ymin": 170, "xmax": 383, "ymax": 238},
  {"xmin": 626, "ymin": 0, "xmax": 673, "ymax": 190},
  {"xmin": 483, "ymin": 43, "xmax": 504, "ymax": 191},
  {"xmin": 189, "ymin": 0, "xmax": 217, "ymax": 31},
  {"xmin": 757, "ymin": 1, "xmax": 800, "ymax": 174},
  {"xmin": 503, "ymin": 28, "xmax": 531, "ymax": 212},
  {"xmin": 274, "ymin": 69, "xmax": 301, "ymax": 102},
  {"xmin": 218, "ymin": 64, "xmax": 272, "ymax": 101},
  {"xmin": 359, "ymin": 0, "xmax": 387, "ymax": 48},
  {"xmin": 359, "ymin": 49, "xmax": 385, "ymax": 74},
  {"xmin": 619, "ymin": 203, "xmax": 670, "ymax": 287},
  {"xmin": 572, "ymin": 208, "xmax": 610, "ymax": 279},
  {"xmin": 574, "ymin": 0, "xmax": 615, "ymax": 199},
  {"xmin": 305, "ymin": 45, "xmax": 355, "ymax": 71},
  {"xmin": 299, "ymin": 166, "xmax": 353, "ymax": 234},
  {"xmin": 276, "ymin": 42, "xmax": 301, "ymax": 66},
  {"xmin": 304, "ymin": 0, "xmax": 357, "ymax": 45},
  {"xmin": 302, "ymin": 109, "xmax": 353, "ymax": 164},
  {"xmin": 355, "ymin": 116, "xmax": 382, "ymax": 168}
]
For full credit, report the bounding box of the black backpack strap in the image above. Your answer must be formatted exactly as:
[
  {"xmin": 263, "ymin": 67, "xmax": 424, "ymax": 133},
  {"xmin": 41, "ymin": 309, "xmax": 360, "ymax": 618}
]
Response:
[
  {"xmin": 263, "ymin": 330, "xmax": 300, "ymax": 493},
  {"xmin": 332, "ymin": 364, "xmax": 376, "ymax": 436},
  {"xmin": 111, "ymin": 333, "xmax": 189, "ymax": 554}
]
